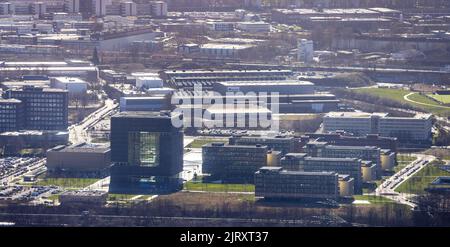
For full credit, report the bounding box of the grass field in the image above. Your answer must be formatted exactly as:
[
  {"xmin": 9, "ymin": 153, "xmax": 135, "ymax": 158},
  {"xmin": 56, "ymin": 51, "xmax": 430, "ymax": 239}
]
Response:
[
  {"xmin": 186, "ymin": 138, "xmax": 228, "ymax": 148},
  {"xmin": 428, "ymin": 94, "xmax": 450, "ymax": 104},
  {"xmin": 184, "ymin": 182, "xmax": 255, "ymax": 193},
  {"xmin": 395, "ymin": 161, "xmax": 449, "ymax": 194},
  {"xmin": 394, "ymin": 155, "xmax": 417, "ymax": 173},
  {"xmin": 108, "ymin": 194, "xmax": 138, "ymax": 201},
  {"xmin": 35, "ymin": 178, "xmax": 99, "ymax": 188},
  {"xmin": 352, "ymin": 88, "xmax": 450, "ymax": 117},
  {"xmin": 353, "ymin": 195, "xmax": 397, "ymax": 205}
]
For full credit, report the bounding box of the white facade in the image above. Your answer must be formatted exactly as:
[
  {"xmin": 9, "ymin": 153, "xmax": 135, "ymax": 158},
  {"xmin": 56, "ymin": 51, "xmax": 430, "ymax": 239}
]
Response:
[
  {"xmin": 323, "ymin": 112, "xmax": 433, "ymax": 142},
  {"xmin": 199, "ymin": 43, "xmax": 253, "ymax": 57},
  {"xmin": 298, "ymin": 39, "xmax": 314, "ymax": 63},
  {"xmin": 135, "ymin": 76, "xmax": 163, "ymax": 89},
  {"xmin": 51, "ymin": 77, "xmax": 88, "ymax": 95},
  {"xmin": 151, "ymin": 1, "xmax": 167, "ymax": 17},
  {"xmin": 209, "ymin": 22, "xmax": 235, "ymax": 32},
  {"xmin": 237, "ymin": 22, "xmax": 271, "ymax": 33}
]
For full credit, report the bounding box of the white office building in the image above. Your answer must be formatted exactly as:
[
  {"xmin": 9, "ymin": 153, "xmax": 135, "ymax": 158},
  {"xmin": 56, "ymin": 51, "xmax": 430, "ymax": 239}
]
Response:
[
  {"xmin": 31, "ymin": 2, "xmax": 47, "ymax": 16},
  {"xmin": 323, "ymin": 112, "xmax": 433, "ymax": 143},
  {"xmin": 135, "ymin": 76, "xmax": 163, "ymax": 89},
  {"xmin": 50, "ymin": 77, "xmax": 88, "ymax": 95},
  {"xmin": 298, "ymin": 39, "xmax": 314, "ymax": 63},
  {"xmin": 93, "ymin": 0, "xmax": 111, "ymax": 17},
  {"xmin": 237, "ymin": 21, "xmax": 271, "ymax": 33}
]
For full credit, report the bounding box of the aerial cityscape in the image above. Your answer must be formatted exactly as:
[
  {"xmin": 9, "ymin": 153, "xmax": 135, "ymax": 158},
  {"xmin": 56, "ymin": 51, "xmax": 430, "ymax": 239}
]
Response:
[{"xmin": 0, "ymin": 0, "xmax": 449, "ymax": 231}]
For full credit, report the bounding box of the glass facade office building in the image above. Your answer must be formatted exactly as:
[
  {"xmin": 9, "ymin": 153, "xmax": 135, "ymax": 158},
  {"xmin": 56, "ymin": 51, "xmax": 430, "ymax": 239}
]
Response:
[{"xmin": 109, "ymin": 111, "xmax": 183, "ymax": 194}]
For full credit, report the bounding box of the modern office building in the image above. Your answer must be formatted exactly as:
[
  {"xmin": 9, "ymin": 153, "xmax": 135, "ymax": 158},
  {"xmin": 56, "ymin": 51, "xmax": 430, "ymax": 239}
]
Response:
[
  {"xmin": 380, "ymin": 149, "xmax": 396, "ymax": 170},
  {"xmin": 3, "ymin": 86, "xmax": 69, "ymax": 131},
  {"xmin": 202, "ymin": 142, "xmax": 268, "ymax": 183},
  {"xmin": 280, "ymin": 153, "xmax": 307, "ymax": 171},
  {"xmin": 120, "ymin": 1, "xmax": 137, "ymax": 16},
  {"xmin": 0, "ymin": 99, "xmax": 24, "ymax": 133},
  {"xmin": 255, "ymin": 167, "xmax": 339, "ymax": 200},
  {"xmin": 298, "ymin": 39, "xmax": 314, "ymax": 63},
  {"xmin": 303, "ymin": 157, "xmax": 363, "ymax": 194},
  {"xmin": 151, "ymin": 1, "xmax": 168, "ymax": 17},
  {"xmin": 46, "ymin": 143, "xmax": 111, "ymax": 173},
  {"xmin": 109, "ymin": 111, "xmax": 184, "ymax": 194},
  {"xmin": 338, "ymin": 175, "xmax": 355, "ymax": 197},
  {"xmin": 229, "ymin": 135, "xmax": 302, "ymax": 154},
  {"xmin": 31, "ymin": 2, "xmax": 47, "ymax": 16},
  {"xmin": 64, "ymin": 0, "xmax": 80, "ymax": 13},
  {"xmin": 305, "ymin": 140, "xmax": 382, "ymax": 178},
  {"xmin": 323, "ymin": 112, "xmax": 432, "ymax": 144},
  {"xmin": 0, "ymin": 2, "xmax": 15, "ymax": 15}
]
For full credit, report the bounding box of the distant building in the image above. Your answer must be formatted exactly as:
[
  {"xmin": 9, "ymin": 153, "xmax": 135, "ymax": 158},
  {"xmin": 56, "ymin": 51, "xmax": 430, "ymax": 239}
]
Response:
[
  {"xmin": 151, "ymin": 1, "xmax": 168, "ymax": 17},
  {"xmin": 109, "ymin": 111, "xmax": 184, "ymax": 194},
  {"xmin": 236, "ymin": 22, "xmax": 271, "ymax": 33},
  {"xmin": 3, "ymin": 86, "xmax": 68, "ymax": 131},
  {"xmin": 255, "ymin": 167, "xmax": 339, "ymax": 200},
  {"xmin": 199, "ymin": 43, "xmax": 254, "ymax": 58},
  {"xmin": 323, "ymin": 112, "xmax": 432, "ymax": 144},
  {"xmin": 213, "ymin": 80, "xmax": 315, "ymax": 95},
  {"xmin": 64, "ymin": 0, "xmax": 80, "ymax": 13},
  {"xmin": 31, "ymin": 2, "xmax": 47, "ymax": 16},
  {"xmin": 298, "ymin": 39, "xmax": 314, "ymax": 63},
  {"xmin": 208, "ymin": 22, "xmax": 235, "ymax": 32},
  {"xmin": 50, "ymin": 77, "xmax": 88, "ymax": 95},
  {"xmin": 46, "ymin": 143, "xmax": 111, "ymax": 173},
  {"xmin": 202, "ymin": 143, "xmax": 268, "ymax": 183},
  {"xmin": 229, "ymin": 136, "xmax": 301, "ymax": 154},
  {"xmin": 0, "ymin": 2, "xmax": 15, "ymax": 15},
  {"xmin": 121, "ymin": 1, "xmax": 137, "ymax": 16}
]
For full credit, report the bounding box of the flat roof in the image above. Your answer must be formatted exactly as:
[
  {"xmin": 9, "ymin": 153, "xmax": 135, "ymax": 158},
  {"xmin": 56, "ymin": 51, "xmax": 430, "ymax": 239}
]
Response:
[
  {"xmin": 113, "ymin": 111, "xmax": 180, "ymax": 119},
  {"xmin": 218, "ymin": 80, "xmax": 314, "ymax": 86},
  {"xmin": 52, "ymin": 77, "xmax": 87, "ymax": 83}
]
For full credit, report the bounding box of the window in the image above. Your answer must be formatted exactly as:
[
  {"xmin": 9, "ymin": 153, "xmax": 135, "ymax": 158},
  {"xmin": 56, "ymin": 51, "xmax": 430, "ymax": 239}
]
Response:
[{"xmin": 128, "ymin": 132, "xmax": 160, "ymax": 167}]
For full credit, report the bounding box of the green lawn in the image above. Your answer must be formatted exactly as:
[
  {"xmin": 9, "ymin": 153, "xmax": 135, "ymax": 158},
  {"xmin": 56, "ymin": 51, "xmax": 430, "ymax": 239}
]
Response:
[
  {"xmin": 108, "ymin": 194, "xmax": 139, "ymax": 201},
  {"xmin": 186, "ymin": 138, "xmax": 228, "ymax": 148},
  {"xmin": 184, "ymin": 182, "xmax": 255, "ymax": 193},
  {"xmin": 353, "ymin": 195, "xmax": 397, "ymax": 205},
  {"xmin": 352, "ymin": 88, "xmax": 450, "ymax": 117},
  {"xmin": 394, "ymin": 155, "xmax": 417, "ymax": 173},
  {"xmin": 428, "ymin": 94, "xmax": 450, "ymax": 104},
  {"xmin": 395, "ymin": 161, "xmax": 449, "ymax": 194},
  {"xmin": 35, "ymin": 178, "xmax": 99, "ymax": 188}
]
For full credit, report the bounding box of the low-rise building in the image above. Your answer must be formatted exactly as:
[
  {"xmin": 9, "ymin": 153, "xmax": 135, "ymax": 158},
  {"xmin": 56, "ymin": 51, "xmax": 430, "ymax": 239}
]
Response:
[
  {"xmin": 59, "ymin": 190, "xmax": 108, "ymax": 206},
  {"xmin": 255, "ymin": 167, "xmax": 339, "ymax": 200},
  {"xmin": 46, "ymin": 143, "xmax": 111, "ymax": 172}
]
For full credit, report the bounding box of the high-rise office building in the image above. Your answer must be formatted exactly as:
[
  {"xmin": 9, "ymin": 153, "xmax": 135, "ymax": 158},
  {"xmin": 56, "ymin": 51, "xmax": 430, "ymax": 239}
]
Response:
[
  {"xmin": 202, "ymin": 143, "xmax": 268, "ymax": 183},
  {"xmin": 3, "ymin": 86, "xmax": 69, "ymax": 131},
  {"xmin": 65, "ymin": 0, "xmax": 80, "ymax": 13},
  {"xmin": 109, "ymin": 111, "xmax": 184, "ymax": 194},
  {"xmin": 298, "ymin": 39, "xmax": 314, "ymax": 63}
]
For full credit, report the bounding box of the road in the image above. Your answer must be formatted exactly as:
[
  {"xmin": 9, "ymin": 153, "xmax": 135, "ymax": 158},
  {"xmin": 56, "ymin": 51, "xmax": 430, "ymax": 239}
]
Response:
[
  {"xmin": 375, "ymin": 154, "xmax": 436, "ymax": 208},
  {"xmin": 68, "ymin": 99, "xmax": 118, "ymax": 144},
  {"xmin": 404, "ymin": 93, "xmax": 450, "ymax": 110}
]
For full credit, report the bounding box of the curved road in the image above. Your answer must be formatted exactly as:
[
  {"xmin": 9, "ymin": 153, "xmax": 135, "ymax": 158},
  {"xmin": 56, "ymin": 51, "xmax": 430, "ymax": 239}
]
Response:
[{"xmin": 403, "ymin": 92, "xmax": 450, "ymax": 109}]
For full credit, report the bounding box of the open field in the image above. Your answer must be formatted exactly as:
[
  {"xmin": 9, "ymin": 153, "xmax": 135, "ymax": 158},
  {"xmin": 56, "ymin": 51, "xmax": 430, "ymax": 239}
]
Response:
[
  {"xmin": 428, "ymin": 94, "xmax": 450, "ymax": 104},
  {"xmin": 395, "ymin": 161, "xmax": 449, "ymax": 194},
  {"xmin": 184, "ymin": 182, "xmax": 255, "ymax": 192},
  {"xmin": 35, "ymin": 178, "xmax": 100, "ymax": 188},
  {"xmin": 353, "ymin": 195, "xmax": 397, "ymax": 205},
  {"xmin": 352, "ymin": 88, "xmax": 450, "ymax": 117}
]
